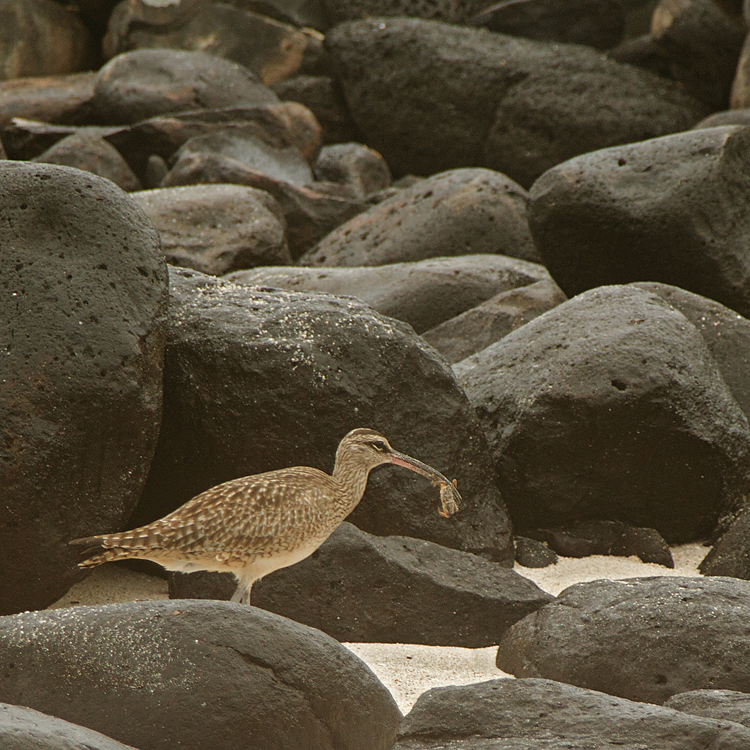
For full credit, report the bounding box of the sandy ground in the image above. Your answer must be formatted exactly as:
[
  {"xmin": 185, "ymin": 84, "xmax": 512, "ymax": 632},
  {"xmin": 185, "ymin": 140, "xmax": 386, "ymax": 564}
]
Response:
[{"xmin": 48, "ymin": 542, "xmax": 708, "ymax": 714}]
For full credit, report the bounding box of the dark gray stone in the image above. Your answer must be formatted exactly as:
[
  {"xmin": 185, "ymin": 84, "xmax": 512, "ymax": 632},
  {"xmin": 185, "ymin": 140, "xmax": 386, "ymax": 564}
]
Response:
[
  {"xmin": 395, "ymin": 677, "xmax": 750, "ymax": 749},
  {"xmin": 0, "ymin": 600, "xmax": 401, "ymax": 750},
  {"xmin": 514, "ymin": 536, "xmax": 558, "ymax": 568},
  {"xmin": 135, "ymin": 268, "xmax": 514, "ymax": 562},
  {"xmin": 171, "ymin": 522, "xmax": 552, "ymax": 646},
  {"xmin": 321, "ymin": 0, "xmax": 488, "ymax": 24},
  {"xmin": 132, "ymin": 184, "xmax": 291, "ymax": 275},
  {"xmin": 172, "ymin": 128, "xmax": 314, "ymax": 186},
  {"xmin": 104, "ymin": 1, "xmax": 313, "ymax": 86},
  {"xmin": 454, "ymin": 285, "xmax": 750, "ymax": 543},
  {"xmin": 299, "ymin": 168, "xmax": 540, "ymax": 265},
  {"xmin": 313, "ymin": 142, "xmax": 392, "ymax": 199},
  {"xmin": 529, "ymin": 126, "xmax": 750, "ymax": 320},
  {"xmin": 609, "ymin": 0, "xmax": 744, "ymax": 111},
  {"xmin": 469, "ymin": 0, "xmax": 626, "ymax": 50},
  {"xmin": 496, "ymin": 577, "xmax": 750, "ymax": 704},
  {"xmin": 0, "ymin": 702, "xmax": 137, "ymax": 750},
  {"xmin": 423, "ymin": 279, "xmax": 567, "ymax": 363},
  {"xmin": 0, "ymin": 162, "xmax": 167, "ymax": 615},
  {"xmin": 631, "ymin": 282, "xmax": 750, "ymax": 423},
  {"xmin": 93, "ymin": 48, "xmax": 279, "ymax": 124},
  {"xmin": 699, "ymin": 506, "xmax": 750, "ymax": 578},
  {"xmin": 326, "ymin": 17, "xmax": 706, "ymax": 186},
  {"xmin": 162, "ymin": 151, "xmax": 364, "ymax": 257},
  {"xmin": 0, "ymin": 71, "xmax": 96, "ymax": 128},
  {"xmin": 0, "ymin": 0, "xmax": 90, "ymax": 79},
  {"xmin": 273, "ymin": 75, "xmax": 361, "ymax": 144},
  {"xmin": 226, "ymin": 254, "xmax": 551, "ymax": 334},
  {"xmin": 33, "ymin": 132, "xmax": 142, "ymax": 192},
  {"xmin": 665, "ymin": 689, "xmax": 750, "ymax": 728},
  {"xmin": 528, "ymin": 520, "xmax": 674, "ymax": 567}
]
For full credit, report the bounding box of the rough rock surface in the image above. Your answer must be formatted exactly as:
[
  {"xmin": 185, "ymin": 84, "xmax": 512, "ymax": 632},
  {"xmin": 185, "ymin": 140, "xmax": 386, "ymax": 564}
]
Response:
[
  {"xmin": 665, "ymin": 689, "xmax": 750, "ymax": 728},
  {"xmin": 104, "ymin": 1, "xmax": 312, "ymax": 86},
  {"xmin": 172, "ymin": 128, "xmax": 314, "ymax": 185},
  {"xmin": 454, "ymin": 285, "xmax": 750, "ymax": 542},
  {"xmin": 326, "ymin": 17, "xmax": 706, "ymax": 186},
  {"xmin": 0, "ymin": 71, "xmax": 97, "ymax": 126},
  {"xmin": 135, "ymin": 267, "xmax": 514, "ymax": 562},
  {"xmin": 0, "ymin": 702, "xmax": 137, "ymax": 750},
  {"xmin": 469, "ymin": 0, "xmax": 626, "ymax": 49},
  {"xmin": 0, "ymin": 600, "xmax": 402, "ymax": 750},
  {"xmin": 162, "ymin": 152, "xmax": 364, "ymax": 257},
  {"xmin": 0, "ymin": 0, "xmax": 91, "ymax": 80},
  {"xmin": 631, "ymin": 282, "xmax": 750, "ymax": 423},
  {"xmin": 423, "ymin": 278, "xmax": 567, "ymax": 363},
  {"xmin": 313, "ymin": 142, "xmax": 392, "ymax": 199},
  {"xmin": 699, "ymin": 505, "xmax": 750, "ymax": 578},
  {"xmin": 527, "ymin": 520, "xmax": 674, "ymax": 567},
  {"xmin": 0, "ymin": 162, "xmax": 167, "ymax": 615},
  {"xmin": 132, "ymin": 184, "xmax": 291, "ymax": 275},
  {"xmin": 92, "ymin": 48, "xmax": 279, "ymax": 124},
  {"xmin": 171, "ymin": 522, "xmax": 552, "ymax": 646},
  {"xmin": 227, "ymin": 254, "xmax": 551, "ymax": 334},
  {"xmin": 395, "ymin": 677, "xmax": 750, "ymax": 749},
  {"xmin": 299, "ymin": 168, "xmax": 540, "ymax": 265},
  {"xmin": 33, "ymin": 131, "xmax": 141, "ymax": 191},
  {"xmin": 530, "ymin": 126, "xmax": 750, "ymax": 319},
  {"xmin": 496, "ymin": 576, "xmax": 750, "ymax": 704}
]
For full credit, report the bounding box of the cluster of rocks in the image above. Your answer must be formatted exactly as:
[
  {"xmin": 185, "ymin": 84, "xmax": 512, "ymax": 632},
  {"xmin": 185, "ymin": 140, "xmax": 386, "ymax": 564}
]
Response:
[{"xmin": 4, "ymin": 0, "xmax": 750, "ymax": 748}]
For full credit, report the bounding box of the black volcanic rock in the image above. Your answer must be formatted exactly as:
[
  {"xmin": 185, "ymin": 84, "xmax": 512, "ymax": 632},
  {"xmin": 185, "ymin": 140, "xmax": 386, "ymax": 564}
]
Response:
[{"xmin": 0, "ymin": 162, "xmax": 167, "ymax": 614}]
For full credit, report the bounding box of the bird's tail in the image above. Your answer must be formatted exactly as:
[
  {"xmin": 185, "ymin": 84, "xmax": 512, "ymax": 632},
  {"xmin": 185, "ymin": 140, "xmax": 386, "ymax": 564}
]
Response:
[{"xmin": 69, "ymin": 528, "xmax": 164, "ymax": 569}]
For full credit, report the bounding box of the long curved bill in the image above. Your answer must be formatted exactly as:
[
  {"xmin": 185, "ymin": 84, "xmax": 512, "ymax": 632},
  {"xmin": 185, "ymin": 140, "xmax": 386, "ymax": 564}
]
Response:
[{"xmin": 388, "ymin": 451, "xmax": 462, "ymax": 518}]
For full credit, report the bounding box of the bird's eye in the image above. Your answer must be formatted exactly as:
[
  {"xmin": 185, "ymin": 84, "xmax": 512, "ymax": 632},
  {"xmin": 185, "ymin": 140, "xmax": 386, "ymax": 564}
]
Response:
[{"xmin": 370, "ymin": 440, "xmax": 388, "ymax": 452}]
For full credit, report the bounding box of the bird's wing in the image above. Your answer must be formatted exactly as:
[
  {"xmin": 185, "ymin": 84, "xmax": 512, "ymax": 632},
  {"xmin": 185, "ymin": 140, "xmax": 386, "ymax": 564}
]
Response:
[{"xmin": 153, "ymin": 467, "xmax": 336, "ymax": 560}]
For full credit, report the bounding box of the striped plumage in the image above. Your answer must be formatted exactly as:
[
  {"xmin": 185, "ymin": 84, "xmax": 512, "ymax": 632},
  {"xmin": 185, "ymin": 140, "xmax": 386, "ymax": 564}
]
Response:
[{"xmin": 70, "ymin": 428, "xmax": 461, "ymax": 605}]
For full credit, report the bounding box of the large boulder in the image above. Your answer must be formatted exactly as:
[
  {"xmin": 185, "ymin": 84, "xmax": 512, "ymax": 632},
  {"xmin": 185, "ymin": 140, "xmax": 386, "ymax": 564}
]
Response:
[
  {"xmin": 135, "ymin": 267, "xmax": 514, "ymax": 562},
  {"xmin": 0, "ymin": 162, "xmax": 168, "ymax": 614},
  {"xmin": 92, "ymin": 48, "xmax": 280, "ymax": 124},
  {"xmin": 454, "ymin": 285, "xmax": 750, "ymax": 543},
  {"xmin": 171, "ymin": 522, "xmax": 553, "ymax": 646},
  {"xmin": 0, "ymin": 702, "xmax": 137, "ymax": 750},
  {"xmin": 395, "ymin": 677, "xmax": 750, "ymax": 749},
  {"xmin": 298, "ymin": 168, "xmax": 540, "ymax": 266},
  {"xmin": 496, "ymin": 576, "xmax": 750, "ymax": 704},
  {"xmin": 0, "ymin": 600, "xmax": 401, "ymax": 750},
  {"xmin": 227, "ymin": 254, "xmax": 551, "ymax": 334},
  {"xmin": 132, "ymin": 184, "xmax": 291, "ymax": 275},
  {"xmin": 325, "ymin": 17, "xmax": 706, "ymax": 186},
  {"xmin": 529, "ymin": 126, "xmax": 750, "ymax": 319}
]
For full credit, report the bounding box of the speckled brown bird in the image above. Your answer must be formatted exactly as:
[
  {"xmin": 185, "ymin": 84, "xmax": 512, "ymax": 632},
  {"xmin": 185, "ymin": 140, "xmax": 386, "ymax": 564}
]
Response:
[{"xmin": 70, "ymin": 428, "xmax": 461, "ymax": 605}]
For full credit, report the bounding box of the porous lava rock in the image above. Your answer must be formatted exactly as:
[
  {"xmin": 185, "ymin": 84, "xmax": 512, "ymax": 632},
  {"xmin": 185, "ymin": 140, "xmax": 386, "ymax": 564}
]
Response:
[
  {"xmin": 0, "ymin": 600, "xmax": 401, "ymax": 750},
  {"xmin": 0, "ymin": 162, "xmax": 167, "ymax": 615},
  {"xmin": 0, "ymin": 702, "xmax": 137, "ymax": 750},
  {"xmin": 325, "ymin": 17, "xmax": 706, "ymax": 186},
  {"xmin": 529, "ymin": 126, "xmax": 750, "ymax": 319},
  {"xmin": 394, "ymin": 677, "xmax": 750, "ymax": 749},
  {"xmin": 496, "ymin": 576, "xmax": 750, "ymax": 704},
  {"xmin": 298, "ymin": 168, "xmax": 540, "ymax": 266},
  {"xmin": 132, "ymin": 184, "xmax": 291, "ymax": 275},
  {"xmin": 227, "ymin": 254, "xmax": 550, "ymax": 334},
  {"xmin": 454, "ymin": 285, "xmax": 750, "ymax": 542}
]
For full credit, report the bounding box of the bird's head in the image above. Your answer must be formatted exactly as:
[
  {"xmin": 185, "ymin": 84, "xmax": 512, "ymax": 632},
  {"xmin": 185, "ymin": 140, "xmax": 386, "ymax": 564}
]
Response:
[{"xmin": 335, "ymin": 428, "xmax": 461, "ymax": 515}]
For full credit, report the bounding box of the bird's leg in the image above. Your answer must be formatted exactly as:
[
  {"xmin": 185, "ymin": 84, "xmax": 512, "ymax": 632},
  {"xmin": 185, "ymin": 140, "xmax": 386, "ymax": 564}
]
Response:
[{"xmin": 231, "ymin": 580, "xmax": 252, "ymax": 606}]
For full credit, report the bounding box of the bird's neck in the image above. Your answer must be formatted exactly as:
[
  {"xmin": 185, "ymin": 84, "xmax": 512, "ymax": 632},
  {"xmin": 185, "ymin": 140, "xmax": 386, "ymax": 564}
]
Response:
[{"xmin": 331, "ymin": 454, "xmax": 375, "ymax": 514}]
